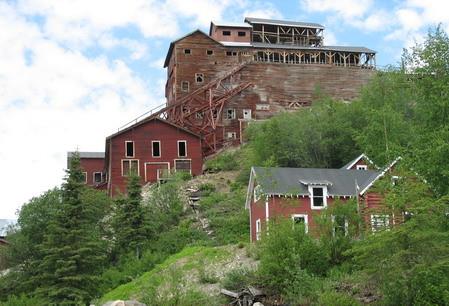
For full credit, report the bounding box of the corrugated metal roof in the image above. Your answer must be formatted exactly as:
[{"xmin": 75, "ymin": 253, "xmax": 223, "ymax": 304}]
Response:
[
  {"xmin": 211, "ymin": 21, "xmax": 252, "ymax": 28},
  {"xmin": 251, "ymin": 42, "xmax": 376, "ymax": 53},
  {"xmin": 67, "ymin": 152, "xmax": 105, "ymax": 159},
  {"xmin": 220, "ymin": 41, "xmax": 252, "ymax": 47},
  {"xmin": 245, "ymin": 17, "xmax": 325, "ymax": 29},
  {"xmin": 252, "ymin": 167, "xmax": 380, "ymax": 196}
]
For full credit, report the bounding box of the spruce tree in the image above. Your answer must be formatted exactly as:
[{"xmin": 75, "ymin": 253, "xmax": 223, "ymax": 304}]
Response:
[
  {"xmin": 37, "ymin": 152, "xmax": 106, "ymax": 305},
  {"xmin": 113, "ymin": 172, "xmax": 146, "ymax": 258}
]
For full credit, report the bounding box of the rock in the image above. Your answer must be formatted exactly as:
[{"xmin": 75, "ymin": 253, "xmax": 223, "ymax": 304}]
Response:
[
  {"xmin": 102, "ymin": 301, "xmax": 146, "ymax": 306},
  {"xmin": 253, "ymin": 302, "xmax": 264, "ymax": 306}
]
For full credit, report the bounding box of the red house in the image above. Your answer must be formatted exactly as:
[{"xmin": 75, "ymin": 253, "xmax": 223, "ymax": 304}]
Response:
[
  {"xmin": 245, "ymin": 155, "xmax": 399, "ymax": 242},
  {"xmin": 67, "ymin": 152, "xmax": 106, "ymax": 188},
  {"xmin": 104, "ymin": 117, "xmax": 203, "ymax": 196}
]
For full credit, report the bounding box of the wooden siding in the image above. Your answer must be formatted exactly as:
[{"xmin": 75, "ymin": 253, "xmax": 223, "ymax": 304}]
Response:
[
  {"xmin": 108, "ymin": 120, "xmax": 202, "ymax": 196},
  {"xmin": 79, "ymin": 158, "xmax": 105, "ymax": 186}
]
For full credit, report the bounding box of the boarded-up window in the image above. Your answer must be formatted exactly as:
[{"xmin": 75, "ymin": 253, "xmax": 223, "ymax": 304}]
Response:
[
  {"xmin": 178, "ymin": 141, "xmax": 187, "ymax": 157},
  {"xmin": 125, "ymin": 141, "xmax": 134, "ymax": 158},
  {"xmin": 175, "ymin": 159, "xmax": 191, "ymax": 172},
  {"xmin": 122, "ymin": 160, "xmax": 139, "ymax": 176},
  {"xmin": 181, "ymin": 81, "xmax": 189, "ymax": 92},
  {"xmin": 152, "ymin": 141, "xmax": 161, "ymax": 157}
]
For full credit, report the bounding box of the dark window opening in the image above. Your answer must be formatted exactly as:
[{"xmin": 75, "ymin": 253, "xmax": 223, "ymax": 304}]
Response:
[
  {"xmin": 312, "ymin": 187, "xmax": 324, "ymax": 207},
  {"xmin": 178, "ymin": 141, "xmax": 187, "ymax": 157},
  {"xmin": 184, "ymin": 49, "xmax": 191, "ymax": 55},
  {"xmin": 195, "ymin": 73, "xmax": 204, "ymax": 83},
  {"xmin": 226, "ymin": 51, "xmax": 238, "ymax": 56},
  {"xmin": 207, "ymin": 50, "xmax": 214, "ymax": 55},
  {"xmin": 125, "ymin": 141, "xmax": 134, "ymax": 157},
  {"xmin": 238, "ymin": 31, "xmax": 246, "ymax": 37},
  {"xmin": 94, "ymin": 172, "xmax": 102, "ymax": 183},
  {"xmin": 223, "ymin": 30, "xmax": 231, "ymax": 36},
  {"xmin": 152, "ymin": 141, "xmax": 161, "ymax": 157}
]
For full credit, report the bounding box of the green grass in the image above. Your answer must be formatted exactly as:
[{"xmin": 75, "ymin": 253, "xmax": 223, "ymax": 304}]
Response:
[{"xmin": 97, "ymin": 246, "xmax": 230, "ymax": 304}]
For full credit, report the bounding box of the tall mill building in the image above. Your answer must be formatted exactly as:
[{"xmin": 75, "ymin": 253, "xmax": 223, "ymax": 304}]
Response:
[
  {"xmin": 161, "ymin": 17, "xmax": 376, "ymax": 155},
  {"xmin": 69, "ymin": 17, "xmax": 377, "ymax": 194}
]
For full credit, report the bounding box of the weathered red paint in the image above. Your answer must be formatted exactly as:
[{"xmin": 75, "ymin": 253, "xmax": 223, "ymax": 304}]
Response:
[
  {"xmin": 107, "ymin": 119, "xmax": 202, "ymax": 196},
  {"xmin": 79, "ymin": 157, "xmax": 105, "ymax": 187}
]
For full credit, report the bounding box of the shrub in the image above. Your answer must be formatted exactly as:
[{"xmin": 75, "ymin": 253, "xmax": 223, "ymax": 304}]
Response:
[
  {"xmin": 205, "ymin": 152, "xmax": 239, "ymax": 172},
  {"xmin": 317, "ymin": 291, "xmax": 361, "ymax": 306},
  {"xmin": 1, "ymin": 294, "xmax": 48, "ymax": 306},
  {"xmin": 221, "ymin": 267, "xmax": 256, "ymax": 291}
]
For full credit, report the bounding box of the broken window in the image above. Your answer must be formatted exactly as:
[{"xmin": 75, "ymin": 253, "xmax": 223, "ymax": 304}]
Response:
[
  {"xmin": 292, "ymin": 214, "xmax": 308, "ymax": 233},
  {"xmin": 195, "ymin": 112, "xmax": 204, "ymax": 119},
  {"xmin": 122, "ymin": 159, "xmax": 139, "ymax": 176},
  {"xmin": 181, "ymin": 81, "xmax": 189, "ymax": 92},
  {"xmin": 184, "ymin": 49, "xmax": 191, "ymax": 55},
  {"xmin": 152, "ymin": 141, "xmax": 161, "ymax": 157},
  {"xmin": 206, "ymin": 50, "xmax": 214, "ymax": 55},
  {"xmin": 195, "ymin": 73, "xmax": 204, "ymax": 84},
  {"xmin": 238, "ymin": 31, "xmax": 246, "ymax": 37},
  {"xmin": 178, "ymin": 140, "xmax": 187, "ymax": 157},
  {"xmin": 222, "ymin": 30, "xmax": 231, "ymax": 36},
  {"xmin": 371, "ymin": 214, "xmax": 389, "ymax": 232},
  {"xmin": 125, "ymin": 141, "xmax": 134, "ymax": 158},
  {"xmin": 93, "ymin": 172, "xmax": 102, "ymax": 183},
  {"xmin": 226, "ymin": 132, "xmax": 237, "ymax": 139},
  {"xmin": 224, "ymin": 108, "xmax": 235, "ymax": 120}
]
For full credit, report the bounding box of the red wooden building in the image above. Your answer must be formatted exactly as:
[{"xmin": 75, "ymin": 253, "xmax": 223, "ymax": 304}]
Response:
[
  {"xmin": 245, "ymin": 155, "xmax": 399, "ymax": 242},
  {"xmin": 104, "ymin": 117, "xmax": 202, "ymax": 196},
  {"xmin": 67, "ymin": 152, "xmax": 106, "ymax": 188}
]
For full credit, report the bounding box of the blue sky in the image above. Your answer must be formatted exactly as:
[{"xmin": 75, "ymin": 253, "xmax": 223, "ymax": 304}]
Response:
[{"xmin": 0, "ymin": 0, "xmax": 447, "ymax": 219}]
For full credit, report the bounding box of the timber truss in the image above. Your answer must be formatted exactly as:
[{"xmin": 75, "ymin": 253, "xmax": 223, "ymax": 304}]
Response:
[{"xmin": 149, "ymin": 62, "xmax": 252, "ymax": 155}]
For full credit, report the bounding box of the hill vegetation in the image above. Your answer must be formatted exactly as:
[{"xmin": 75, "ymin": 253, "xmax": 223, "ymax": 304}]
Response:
[{"xmin": 1, "ymin": 27, "xmax": 449, "ymax": 305}]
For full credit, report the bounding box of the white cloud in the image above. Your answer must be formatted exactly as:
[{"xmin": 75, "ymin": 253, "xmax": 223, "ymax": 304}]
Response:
[{"xmin": 301, "ymin": 0, "xmax": 373, "ymax": 19}]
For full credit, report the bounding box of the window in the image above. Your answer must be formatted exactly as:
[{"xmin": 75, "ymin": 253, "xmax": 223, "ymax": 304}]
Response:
[
  {"xmin": 125, "ymin": 141, "xmax": 134, "ymax": 158},
  {"xmin": 310, "ymin": 186, "xmax": 327, "ymax": 209},
  {"xmin": 81, "ymin": 172, "xmax": 87, "ymax": 184},
  {"xmin": 93, "ymin": 172, "xmax": 102, "ymax": 184},
  {"xmin": 122, "ymin": 159, "xmax": 139, "ymax": 176},
  {"xmin": 254, "ymin": 184, "xmax": 262, "ymax": 202},
  {"xmin": 181, "ymin": 81, "xmax": 189, "ymax": 92},
  {"xmin": 238, "ymin": 31, "xmax": 246, "ymax": 37},
  {"xmin": 291, "ymin": 214, "xmax": 308, "ymax": 233},
  {"xmin": 226, "ymin": 51, "xmax": 238, "ymax": 56},
  {"xmin": 371, "ymin": 214, "xmax": 390, "ymax": 232},
  {"xmin": 195, "ymin": 73, "xmax": 204, "ymax": 84},
  {"xmin": 222, "ymin": 30, "xmax": 231, "ymax": 36},
  {"xmin": 175, "ymin": 159, "xmax": 191, "ymax": 172},
  {"xmin": 177, "ymin": 140, "xmax": 187, "ymax": 157},
  {"xmin": 243, "ymin": 109, "xmax": 252, "ymax": 119},
  {"xmin": 256, "ymin": 104, "xmax": 270, "ymax": 111},
  {"xmin": 356, "ymin": 165, "xmax": 368, "ymax": 170},
  {"xmin": 332, "ymin": 215, "xmax": 348, "ymax": 236},
  {"xmin": 184, "ymin": 49, "xmax": 191, "ymax": 55},
  {"xmin": 224, "ymin": 108, "xmax": 235, "ymax": 120},
  {"xmin": 206, "ymin": 49, "xmax": 214, "ymax": 55},
  {"xmin": 195, "ymin": 112, "xmax": 204, "ymax": 119},
  {"xmin": 256, "ymin": 219, "xmax": 261, "ymax": 241},
  {"xmin": 226, "ymin": 132, "xmax": 237, "ymax": 139},
  {"xmin": 152, "ymin": 141, "xmax": 161, "ymax": 157}
]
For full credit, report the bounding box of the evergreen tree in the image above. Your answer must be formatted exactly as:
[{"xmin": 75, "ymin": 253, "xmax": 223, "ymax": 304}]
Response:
[
  {"xmin": 36, "ymin": 152, "xmax": 106, "ymax": 305},
  {"xmin": 113, "ymin": 172, "xmax": 146, "ymax": 258}
]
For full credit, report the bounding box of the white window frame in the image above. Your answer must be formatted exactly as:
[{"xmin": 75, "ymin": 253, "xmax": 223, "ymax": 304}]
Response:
[
  {"xmin": 151, "ymin": 140, "xmax": 161, "ymax": 158},
  {"xmin": 224, "ymin": 108, "xmax": 236, "ymax": 120},
  {"xmin": 309, "ymin": 185, "xmax": 328, "ymax": 210},
  {"xmin": 255, "ymin": 218, "xmax": 261, "ymax": 241},
  {"xmin": 125, "ymin": 141, "xmax": 135, "ymax": 158},
  {"xmin": 226, "ymin": 132, "xmax": 237, "ymax": 139},
  {"xmin": 93, "ymin": 172, "xmax": 102, "ymax": 184},
  {"xmin": 177, "ymin": 140, "xmax": 187, "ymax": 157},
  {"xmin": 291, "ymin": 214, "xmax": 309, "ymax": 233},
  {"xmin": 356, "ymin": 165, "xmax": 368, "ymax": 170},
  {"xmin": 254, "ymin": 184, "xmax": 262, "ymax": 202},
  {"xmin": 82, "ymin": 172, "xmax": 87, "ymax": 184},
  {"xmin": 331, "ymin": 215, "xmax": 349, "ymax": 236},
  {"xmin": 371, "ymin": 214, "xmax": 390, "ymax": 232},
  {"xmin": 184, "ymin": 48, "xmax": 191, "ymax": 55},
  {"xmin": 121, "ymin": 159, "xmax": 140, "ymax": 177},
  {"xmin": 174, "ymin": 158, "xmax": 192, "ymax": 174},
  {"xmin": 195, "ymin": 73, "xmax": 204, "ymax": 84},
  {"xmin": 243, "ymin": 109, "xmax": 252, "ymax": 120},
  {"xmin": 181, "ymin": 81, "xmax": 189, "ymax": 92}
]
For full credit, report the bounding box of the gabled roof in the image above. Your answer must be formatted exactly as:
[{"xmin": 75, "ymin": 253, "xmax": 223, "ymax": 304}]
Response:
[
  {"xmin": 359, "ymin": 157, "xmax": 402, "ymax": 195},
  {"xmin": 244, "ymin": 17, "xmax": 325, "ymax": 30},
  {"xmin": 164, "ymin": 29, "xmax": 222, "ymax": 68},
  {"xmin": 106, "ymin": 117, "xmax": 201, "ymax": 141},
  {"xmin": 67, "ymin": 152, "xmax": 105, "ymax": 159},
  {"xmin": 341, "ymin": 153, "xmax": 379, "ymax": 170},
  {"xmin": 252, "ymin": 167, "xmax": 379, "ymax": 197}
]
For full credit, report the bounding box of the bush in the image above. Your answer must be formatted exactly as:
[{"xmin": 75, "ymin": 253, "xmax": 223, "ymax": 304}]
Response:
[
  {"xmin": 221, "ymin": 267, "xmax": 256, "ymax": 291},
  {"xmin": 1, "ymin": 294, "xmax": 48, "ymax": 306},
  {"xmin": 205, "ymin": 152, "xmax": 239, "ymax": 172},
  {"xmin": 317, "ymin": 291, "xmax": 361, "ymax": 306}
]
